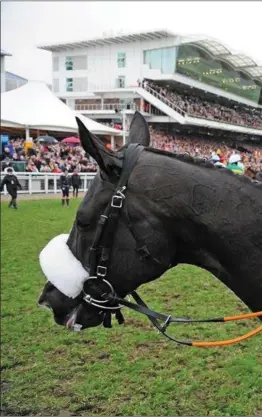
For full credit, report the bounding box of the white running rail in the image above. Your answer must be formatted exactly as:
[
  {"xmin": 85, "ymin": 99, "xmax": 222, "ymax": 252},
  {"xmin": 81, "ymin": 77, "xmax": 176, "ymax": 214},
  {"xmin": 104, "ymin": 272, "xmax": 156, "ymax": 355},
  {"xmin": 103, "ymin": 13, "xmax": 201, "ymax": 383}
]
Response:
[{"xmin": 0, "ymin": 172, "xmax": 96, "ymax": 195}]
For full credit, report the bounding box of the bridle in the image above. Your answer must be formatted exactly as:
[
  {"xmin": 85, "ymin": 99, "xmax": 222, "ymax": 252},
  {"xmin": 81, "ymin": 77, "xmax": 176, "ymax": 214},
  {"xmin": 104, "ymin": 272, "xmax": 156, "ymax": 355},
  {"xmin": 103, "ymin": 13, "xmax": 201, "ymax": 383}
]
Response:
[{"xmin": 79, "ymin": 144, "xmax": 262, "ymax": 347}]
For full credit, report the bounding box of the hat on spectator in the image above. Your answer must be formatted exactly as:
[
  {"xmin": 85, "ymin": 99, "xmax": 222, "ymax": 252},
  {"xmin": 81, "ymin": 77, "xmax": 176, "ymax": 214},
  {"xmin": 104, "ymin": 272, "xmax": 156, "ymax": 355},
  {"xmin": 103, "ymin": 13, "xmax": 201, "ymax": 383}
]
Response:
[
  {"xmin": 229, "ymin": 154, "xmax": 241, "ymax": 164},
  {"xmin": 211, "ymin": 152, "xmax": 220, "ymax": 161}
]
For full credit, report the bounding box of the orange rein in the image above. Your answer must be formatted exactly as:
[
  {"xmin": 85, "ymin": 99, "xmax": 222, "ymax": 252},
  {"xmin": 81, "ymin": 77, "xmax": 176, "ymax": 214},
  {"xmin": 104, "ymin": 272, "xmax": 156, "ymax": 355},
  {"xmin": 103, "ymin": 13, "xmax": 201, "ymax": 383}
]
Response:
[{"xmin": 192, "ymin": 311, "xmax": 262, "ymax": 348}]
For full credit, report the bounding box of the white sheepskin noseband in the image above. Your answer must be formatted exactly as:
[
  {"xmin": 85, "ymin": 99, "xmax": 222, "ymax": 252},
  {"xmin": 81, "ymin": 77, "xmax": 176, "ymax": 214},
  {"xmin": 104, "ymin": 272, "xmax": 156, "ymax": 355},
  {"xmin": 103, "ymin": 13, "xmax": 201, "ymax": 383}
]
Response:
[{"xmin": 39, "ymin": 234, "xmax": 89, "ymax": 298}]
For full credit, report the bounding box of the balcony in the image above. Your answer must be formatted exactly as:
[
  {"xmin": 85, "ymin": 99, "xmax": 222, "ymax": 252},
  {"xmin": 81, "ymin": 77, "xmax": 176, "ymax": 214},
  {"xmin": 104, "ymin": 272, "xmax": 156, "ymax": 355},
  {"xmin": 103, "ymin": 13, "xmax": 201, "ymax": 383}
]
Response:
[{"xmin": 75, "ymin": 102, "xmax": 137, "ymax": 112}]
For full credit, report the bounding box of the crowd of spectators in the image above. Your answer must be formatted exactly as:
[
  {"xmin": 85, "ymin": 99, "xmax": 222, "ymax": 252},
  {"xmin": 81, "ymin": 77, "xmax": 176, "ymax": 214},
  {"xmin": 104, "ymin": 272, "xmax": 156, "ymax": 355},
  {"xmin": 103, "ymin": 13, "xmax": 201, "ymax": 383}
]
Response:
[
  {"xmin": 149, "ymin": 127, "xmax": 262, "ymax": 174},
  {"xmin": 1, "ymin": 129, "xmax": 261, "ymax": 177},
  {"xmin": 0, "ymin": 139, "xmax": 97, "ymax": 173},
  {"xmin": 147, "ymin": 81, "xmax": 262, "ymax": 130}
]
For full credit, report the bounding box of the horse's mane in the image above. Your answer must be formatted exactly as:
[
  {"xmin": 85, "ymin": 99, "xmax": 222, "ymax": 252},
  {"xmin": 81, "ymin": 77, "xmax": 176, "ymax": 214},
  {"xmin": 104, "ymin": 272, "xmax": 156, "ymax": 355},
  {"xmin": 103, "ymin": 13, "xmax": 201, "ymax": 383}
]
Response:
[{"xmin": 144, "ymin": 146, "xmax": 262, "ymax": 190}]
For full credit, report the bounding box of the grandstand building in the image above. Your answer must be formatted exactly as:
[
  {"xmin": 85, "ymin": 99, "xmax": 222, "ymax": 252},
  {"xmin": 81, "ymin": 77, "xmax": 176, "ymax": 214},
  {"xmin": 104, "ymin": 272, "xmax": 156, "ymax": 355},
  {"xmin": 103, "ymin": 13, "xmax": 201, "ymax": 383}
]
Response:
[
  {"xmin": 38, "ymin": 30, "xmax": 262, "ymax": 140},
  {"xmin": 5, "ymin": 71, "xmax": 28, "ymax": 92},
  {"xmin": 1, "ymin": 49, "xmax": 28, "ymax": 93},
  {"xmin": 1, "ymin": 49, "xmax": 12, "ymax": 93}
]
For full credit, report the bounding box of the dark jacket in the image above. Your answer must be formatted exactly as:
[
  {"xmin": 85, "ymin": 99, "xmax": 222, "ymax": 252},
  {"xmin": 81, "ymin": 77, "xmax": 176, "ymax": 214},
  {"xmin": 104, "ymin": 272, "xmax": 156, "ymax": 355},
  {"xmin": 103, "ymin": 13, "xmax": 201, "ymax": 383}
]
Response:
[
  {"xmin": 0, "ymin": 174, "xmax": 22, "ymax": 196},
  {"xmin": 60, "ymin": 173, "xmax": 71, "ymax": 189},
  {"xmin": 71, "ymin": 173, "xmax": 81, "ymax": 187}
]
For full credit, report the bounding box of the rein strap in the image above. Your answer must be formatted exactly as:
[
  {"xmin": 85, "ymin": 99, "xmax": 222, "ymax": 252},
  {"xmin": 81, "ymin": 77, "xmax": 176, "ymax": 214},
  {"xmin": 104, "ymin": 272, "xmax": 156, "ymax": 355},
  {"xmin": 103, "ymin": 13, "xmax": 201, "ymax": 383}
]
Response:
[{"xmin": 106, "ymin": 291, "xmax": 262, "ymax": 347}]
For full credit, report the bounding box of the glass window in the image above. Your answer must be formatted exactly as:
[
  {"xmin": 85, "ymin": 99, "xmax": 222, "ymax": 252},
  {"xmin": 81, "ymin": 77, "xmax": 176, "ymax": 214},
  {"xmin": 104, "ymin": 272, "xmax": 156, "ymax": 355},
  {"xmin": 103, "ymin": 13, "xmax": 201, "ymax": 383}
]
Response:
[
  {"xmin": 146, "ymin": 49, "xmax": 161, "ymax": 70},
  {"xmin": 161, "ymin": 48, "xmax": 177, "ymax": 73},
  {"xmin": 117, "ymin": 76, "xmax": 125, "ymax": 88},
  {"xmin": 66, "ymin": 78, "xmax": 73, "ymax": 92},
  {"xmin": 117, "ymin": 52, "xmax": 126, "ymax": 68},
  {"xmin": 176, "ymin": 45, "xmax": 261, "ymax": 103},
  {"xmin": 143, "ymin": 47, "xmax": 177, "ymax": 74},
  {"xmin": 65, "ymin": 77, "xmax": 88, "ymax": 92},
  {"xmin": 66, "ymin": 56, "xmax": 73, "ymax": 71}
]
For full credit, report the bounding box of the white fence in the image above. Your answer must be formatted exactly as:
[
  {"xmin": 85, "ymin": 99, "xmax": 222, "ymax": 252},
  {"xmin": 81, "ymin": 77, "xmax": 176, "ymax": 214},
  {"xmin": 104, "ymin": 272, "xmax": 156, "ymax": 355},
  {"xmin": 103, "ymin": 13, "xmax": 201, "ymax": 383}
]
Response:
[{"xmin": 0, "ymin": 172, "xmax": 96, "ymax": 195}]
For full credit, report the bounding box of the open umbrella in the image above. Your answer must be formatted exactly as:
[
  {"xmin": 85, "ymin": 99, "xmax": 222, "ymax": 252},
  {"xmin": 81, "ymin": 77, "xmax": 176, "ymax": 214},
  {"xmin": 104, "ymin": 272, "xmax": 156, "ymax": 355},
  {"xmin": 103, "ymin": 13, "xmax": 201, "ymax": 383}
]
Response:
[
  {"xmin": 61, "ymin": 136, "xmax": 80, "ymax": 144},
  {"xmin": 37, "ymin": 135, "xmax": 58, "ymax": 144}
]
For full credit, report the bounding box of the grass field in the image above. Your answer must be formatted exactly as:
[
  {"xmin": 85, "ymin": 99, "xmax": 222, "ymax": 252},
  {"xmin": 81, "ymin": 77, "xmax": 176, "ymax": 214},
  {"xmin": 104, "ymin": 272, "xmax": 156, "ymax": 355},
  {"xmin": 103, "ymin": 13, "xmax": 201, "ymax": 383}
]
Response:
[{"xmin": 1, "ymin": 198, "xmax": 262, "ymax": 416}]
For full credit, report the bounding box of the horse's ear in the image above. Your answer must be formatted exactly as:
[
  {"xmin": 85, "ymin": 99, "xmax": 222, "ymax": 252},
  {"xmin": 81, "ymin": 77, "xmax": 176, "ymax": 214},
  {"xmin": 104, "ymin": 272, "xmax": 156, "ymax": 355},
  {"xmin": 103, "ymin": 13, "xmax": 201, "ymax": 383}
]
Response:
[
  {"xmin": 127, "ymin": 111, "xmax": 150, "ymax": 146},
  {"xmin": 75, "ymin": 117, "xmax": 120, "ymax": 174}
]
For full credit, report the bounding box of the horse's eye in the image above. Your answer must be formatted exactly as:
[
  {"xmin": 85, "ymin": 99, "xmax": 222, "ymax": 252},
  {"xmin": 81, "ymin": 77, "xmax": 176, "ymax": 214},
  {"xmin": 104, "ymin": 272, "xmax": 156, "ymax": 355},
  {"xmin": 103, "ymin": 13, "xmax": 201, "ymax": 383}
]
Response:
[{"xmin": 77, "ymin": 219, "xmax": 90, "ymax": 229}]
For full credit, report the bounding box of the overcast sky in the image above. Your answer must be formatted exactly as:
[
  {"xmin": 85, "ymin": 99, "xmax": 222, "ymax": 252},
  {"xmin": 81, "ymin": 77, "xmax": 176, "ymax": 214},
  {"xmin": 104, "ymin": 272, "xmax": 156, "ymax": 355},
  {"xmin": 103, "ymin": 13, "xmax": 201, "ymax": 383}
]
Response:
[{"xmin": 1, "ymin": 1, "xmax": 262, "ymax": 83}]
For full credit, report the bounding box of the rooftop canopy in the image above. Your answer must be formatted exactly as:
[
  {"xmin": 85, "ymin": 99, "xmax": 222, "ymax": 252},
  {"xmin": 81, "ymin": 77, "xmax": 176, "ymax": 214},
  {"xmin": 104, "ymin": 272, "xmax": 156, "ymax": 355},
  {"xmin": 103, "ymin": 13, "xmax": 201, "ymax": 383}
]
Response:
[
  {"xmin": 38, "ymin": 30, "xmax": 172, "ymax": 52},
  {"xmin": 187, "ymin": 38, "xmax": 262, "ymax": 83}
]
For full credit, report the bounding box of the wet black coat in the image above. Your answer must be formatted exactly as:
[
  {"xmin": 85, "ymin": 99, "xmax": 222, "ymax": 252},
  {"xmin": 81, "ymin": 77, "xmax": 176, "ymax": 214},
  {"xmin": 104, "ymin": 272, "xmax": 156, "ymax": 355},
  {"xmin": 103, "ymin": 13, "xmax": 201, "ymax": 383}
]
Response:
[
  {"xmin": 60, "ymin": 174, "xmax": 71, "ymax": 189},
  {"xmin": 71, "ymin": 173, "xmax": 81, "ymax": 187},
  {"xmin": 0, "ymin": 174, "xmax": 22, "ymax": 197}
]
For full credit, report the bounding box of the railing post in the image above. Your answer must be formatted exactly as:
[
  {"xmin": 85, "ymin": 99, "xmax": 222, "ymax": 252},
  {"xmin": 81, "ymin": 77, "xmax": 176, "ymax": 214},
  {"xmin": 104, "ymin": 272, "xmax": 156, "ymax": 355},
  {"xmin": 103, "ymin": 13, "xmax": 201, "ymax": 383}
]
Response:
[
  {"xmin": 45, "ymin": 175, "xmax": 48, "ymax": 194},
  {"xmin": 54, "ymin": 174, "xmax": 57, "ymax": 194},
  {"xmin": 29, "ymin": 174, "xmax": 32, "ymax": 194},
  {"xmin": 84, "ymin": 175, "xmax": 87, "ymax": 192}
]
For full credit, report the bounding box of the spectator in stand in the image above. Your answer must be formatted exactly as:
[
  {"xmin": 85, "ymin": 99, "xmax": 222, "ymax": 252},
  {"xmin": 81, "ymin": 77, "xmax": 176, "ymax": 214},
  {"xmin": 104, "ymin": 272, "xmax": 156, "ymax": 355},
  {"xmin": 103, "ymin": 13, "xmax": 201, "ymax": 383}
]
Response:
[
  {"xmin": 147, "ymin": 81, "xmax": 262, "ymax": 129},
  {"xmin": 148, "ymin": 126, "xmax": 262, "ymax": 174},
  {"xmin": 227, "ymin": 154, "xmax": 245, "ymax": 175},
  {"xmin": 0, "ymin": 138, "xmax": 98, "ymax": 174},
  {"xmin": 1, "ymin": 130, "xmax": 261, "ymax": 178}
]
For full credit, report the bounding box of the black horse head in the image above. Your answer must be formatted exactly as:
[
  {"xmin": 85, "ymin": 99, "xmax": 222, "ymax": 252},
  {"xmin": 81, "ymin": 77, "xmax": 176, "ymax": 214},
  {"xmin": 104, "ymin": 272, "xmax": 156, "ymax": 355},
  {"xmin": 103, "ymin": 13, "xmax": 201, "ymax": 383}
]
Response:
[
  {"xmin": 38, "ymin": 112, "xmax": 262, "ymax": 331},
  {"xmin": 39, "ymin": 112, "xmax": 169, "ymax": 329}
]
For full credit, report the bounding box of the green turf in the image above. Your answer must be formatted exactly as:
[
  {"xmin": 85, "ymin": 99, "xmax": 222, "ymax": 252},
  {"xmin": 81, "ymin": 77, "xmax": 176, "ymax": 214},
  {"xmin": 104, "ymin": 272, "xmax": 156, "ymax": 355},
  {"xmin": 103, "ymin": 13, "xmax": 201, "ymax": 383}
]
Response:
[{"xmin": 1, "ymin": 198, "xmax": 261, "ymax": 416}]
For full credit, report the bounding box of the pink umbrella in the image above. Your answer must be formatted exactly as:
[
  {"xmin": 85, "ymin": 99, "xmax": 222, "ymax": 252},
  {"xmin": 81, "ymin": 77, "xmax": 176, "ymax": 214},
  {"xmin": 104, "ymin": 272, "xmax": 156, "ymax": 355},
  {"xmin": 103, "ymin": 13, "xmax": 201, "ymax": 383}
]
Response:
[{"xmin": 61, "ymin": 136, "xmax": 80, "ymax": 144}]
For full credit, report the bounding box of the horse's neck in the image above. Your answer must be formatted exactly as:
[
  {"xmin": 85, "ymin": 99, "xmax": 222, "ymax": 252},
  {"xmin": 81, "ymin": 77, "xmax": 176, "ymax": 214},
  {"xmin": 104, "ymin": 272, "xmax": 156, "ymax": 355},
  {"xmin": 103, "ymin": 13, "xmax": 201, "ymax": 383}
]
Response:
[{"xmin": 138, "ymin": 151, "xmax": 262, "ymax": 314}]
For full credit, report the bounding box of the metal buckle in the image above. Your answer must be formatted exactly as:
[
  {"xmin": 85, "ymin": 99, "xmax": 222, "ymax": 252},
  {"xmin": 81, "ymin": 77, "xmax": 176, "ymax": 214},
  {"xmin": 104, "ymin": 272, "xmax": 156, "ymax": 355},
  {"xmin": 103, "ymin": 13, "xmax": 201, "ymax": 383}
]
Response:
[
  {"xmin": 111, "ymin": 186, "xmax": 126, "ymax": 208},
  {"xmin": 83, "ymin": 277, "xmax": 118, "ymax": 307},
  {"xmin": 97, "ymin": 265, "xmax": 107, "ymax": 277},
  {"xmin": 111, "ymin": 194, "xmax": 123, "ymax": 208},
  {"xmin": 73, "ymin": 323, "xmax": 83, "ymax": 332},
  {"xmin": 117, "ymin": 186, "xmax": 126, "ymax": 199},
  {"xmin": 161, "ymin": 315, "xmax": 172, "ymax": 333}
]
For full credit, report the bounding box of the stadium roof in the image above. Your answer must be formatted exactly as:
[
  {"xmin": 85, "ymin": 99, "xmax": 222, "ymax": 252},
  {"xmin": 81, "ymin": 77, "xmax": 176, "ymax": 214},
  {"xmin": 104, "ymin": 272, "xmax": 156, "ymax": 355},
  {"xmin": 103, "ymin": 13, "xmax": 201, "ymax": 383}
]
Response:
[
  {"xmin": 187, "ymin": 38, "xmax": 262, "ymax": 82},
  {"xmin": 38, "ymin": 29, "xmax": 262, "ymax": 82},
  {"xmin": 38, "ymin": 30, "xmax": 172, "ymax": 52}
]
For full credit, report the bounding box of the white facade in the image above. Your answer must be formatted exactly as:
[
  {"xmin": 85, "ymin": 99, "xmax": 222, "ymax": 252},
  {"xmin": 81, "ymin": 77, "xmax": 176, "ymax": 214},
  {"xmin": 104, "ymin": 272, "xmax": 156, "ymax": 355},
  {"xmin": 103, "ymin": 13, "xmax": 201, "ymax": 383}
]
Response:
[
  {"xmin": 50, "ymin": 34, "xmax": 180, "ymax": 95},
  {"xmin": 38, "ymin": 30, "xmax": 262, "ymax": 103}
]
